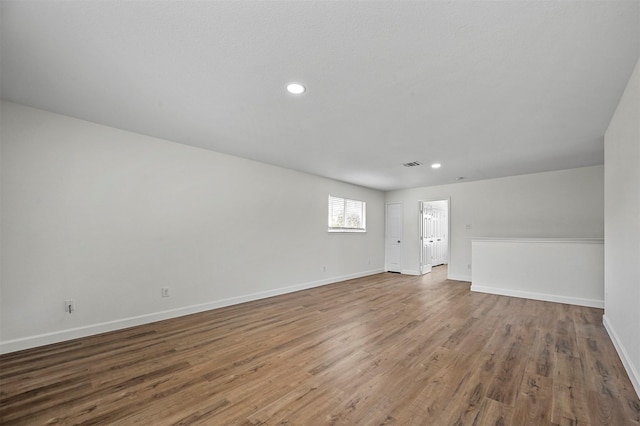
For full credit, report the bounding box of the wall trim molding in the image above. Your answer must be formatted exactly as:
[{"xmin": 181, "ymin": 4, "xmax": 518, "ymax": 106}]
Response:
[
  {"xmin": 470, "ymin": 284, "xmax": 604, "ymax": 308},
  {"xmin": 603, "ymin": 315, "xmax": 640, "ymax": 399},
  {"xmin": 448, "ymin": 273, "xmax": 472, "ymax": 282},
  {"xmin": 401, "ymin": 269, "xmax": 421, "ymax": 276},
  {"xmin": 0, "ymin": 268, "xmax": 385, "ymax": 354}
]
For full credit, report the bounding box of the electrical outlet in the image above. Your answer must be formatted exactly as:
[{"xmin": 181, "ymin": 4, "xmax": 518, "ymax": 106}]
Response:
[
  {"xmin": 467, "ymin": 264, "xmax": 472, "ymax": 270},
  {"xmin": 322, "ymin": 266, "xmax": 326, "ymax": 272},
  {"xmin": 161, "ymin": 287, "xmax": 169, "ymax": 297},
  {"xmin": 64, "ymin": 300, "xmax": 75, "ymax": 313}
]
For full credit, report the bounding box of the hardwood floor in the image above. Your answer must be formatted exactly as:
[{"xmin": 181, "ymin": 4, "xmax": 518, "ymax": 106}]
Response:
[{"xmin": 1, "ymin": 266, "xmax": 639, "ymax": 425}]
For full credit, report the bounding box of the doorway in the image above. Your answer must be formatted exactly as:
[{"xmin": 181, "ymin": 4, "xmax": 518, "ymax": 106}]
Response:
[{"xmin": 420, "ymin": 199, "xmax": 449, "ymax": 274}]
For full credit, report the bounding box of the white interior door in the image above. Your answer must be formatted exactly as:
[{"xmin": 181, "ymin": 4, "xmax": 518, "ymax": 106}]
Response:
[
  {"xmin": 431, "ymin": 207, "xmax": 448, "ymax": 265},
  {"xmin": 421, "ymin": 203, "xmax": 433, "ymax": 274},
  {"xmin": 386, "ymin": 203, "xmax": 403, "ymax": 273}
]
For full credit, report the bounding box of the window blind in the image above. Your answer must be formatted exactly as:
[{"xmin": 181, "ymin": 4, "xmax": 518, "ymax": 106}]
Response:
[{"xmin": 328, "ymin": 195, "xmax": 366, "ymax": 232}]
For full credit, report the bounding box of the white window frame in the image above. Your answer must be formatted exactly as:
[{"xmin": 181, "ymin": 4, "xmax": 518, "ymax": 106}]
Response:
[{"xmin": 328, "ymin": 195, "xmax": 366, "ymax": 233}]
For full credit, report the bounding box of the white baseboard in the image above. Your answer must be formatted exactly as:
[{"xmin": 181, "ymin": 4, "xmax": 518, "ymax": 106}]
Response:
[
  {"xmin": 470, "ymin": 284, "xmax": 604, "ymax": 308},
  {"xmin": 603, "ymin": 315, "xmax": 640, "ymax": 399},
  {"xmin": 448, "ymin": 274, "xmax": 472, "ymax": 282},
  {"xmin": 0, "ymin": 268, "xmax": 385, "ymax": 354},
  {"xmin": 401, "ymin": 269, "xmax": 421, "ymax": 276}
]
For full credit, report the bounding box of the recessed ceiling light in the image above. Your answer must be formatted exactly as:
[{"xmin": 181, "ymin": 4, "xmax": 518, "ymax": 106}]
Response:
[
  {"xmin": 431, "ymin": 163, "xmax": 442, "ymax": 169},
  {"xmin": 286, "ymin": 83, "xmax": 305, "ymax": 94}
]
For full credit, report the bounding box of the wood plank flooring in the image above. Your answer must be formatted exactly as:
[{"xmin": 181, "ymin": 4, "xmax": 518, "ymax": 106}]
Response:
[{"xmin": 1, "ymin": 266, "xmax": 639, "ymax": 425}]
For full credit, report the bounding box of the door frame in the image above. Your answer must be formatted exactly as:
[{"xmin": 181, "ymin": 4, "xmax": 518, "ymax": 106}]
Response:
[{"xmin": 418, "ymin": 197, "xmax": 451, "ymax": 276}]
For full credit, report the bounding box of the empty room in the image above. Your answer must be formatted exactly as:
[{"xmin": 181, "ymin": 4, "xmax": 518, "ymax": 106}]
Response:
[{"xmin": 1, "ymin": 1, "xmax": 639, "ymax": 425}]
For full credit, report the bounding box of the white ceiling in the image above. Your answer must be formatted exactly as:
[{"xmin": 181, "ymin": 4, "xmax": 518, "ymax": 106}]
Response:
[{"xmin": 1, "ymin": 1, "xmax": 639, "ymax": 191}]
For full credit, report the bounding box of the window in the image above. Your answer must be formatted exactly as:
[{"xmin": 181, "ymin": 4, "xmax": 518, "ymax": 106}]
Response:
[{"xmin": 328, "ymin": 195, "xmax": 366, "ymax": 232}]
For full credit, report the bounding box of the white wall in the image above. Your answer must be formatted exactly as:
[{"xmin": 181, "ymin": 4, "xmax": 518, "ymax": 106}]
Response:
[
  {"xmin": 0, "ymin": 101, "xmax": 385, "ymax": 353},
  {"xmin": 603, "ymin": 58, "xmax": 640, "ymax": 397},
  {"xmin": 384, "ymin": 165, "xmax": 604, "ymax": 280}
]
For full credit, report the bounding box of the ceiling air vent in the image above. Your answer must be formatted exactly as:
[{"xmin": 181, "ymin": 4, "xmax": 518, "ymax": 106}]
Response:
[{"xmin": 403, "ymin": 161, "xmax": 423, "ymax": 167}]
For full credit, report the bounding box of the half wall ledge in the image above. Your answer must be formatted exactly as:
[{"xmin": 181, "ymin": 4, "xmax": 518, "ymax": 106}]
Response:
[{"xmin": 471, "ymin": 238, "xmax": 604, "ymax": 308}]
